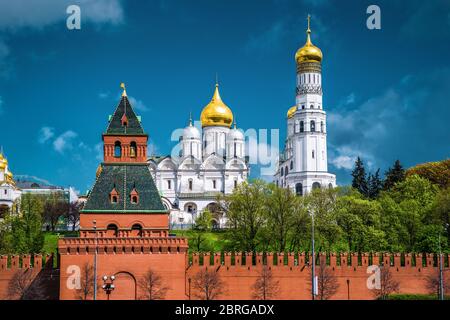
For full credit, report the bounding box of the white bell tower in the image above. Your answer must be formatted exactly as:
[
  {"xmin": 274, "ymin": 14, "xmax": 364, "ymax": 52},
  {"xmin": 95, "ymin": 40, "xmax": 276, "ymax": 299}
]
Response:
[{"xmin": 275, "ymin": 15, "xmax": 336, "ymax": 195}]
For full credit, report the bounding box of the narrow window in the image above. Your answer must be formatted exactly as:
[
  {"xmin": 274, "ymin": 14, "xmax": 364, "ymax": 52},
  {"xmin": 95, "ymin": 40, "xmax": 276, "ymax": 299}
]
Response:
[
  {"xmin": 213, "ymin": 180, "xmax": 217, "ymax": 189},
  {"xmin": 290, "ymin": 161, "xmax": 293, "ymax": 170},
  {"xmin": 131, "ymin": 196, "xmax": 138, "ymax": 204},
  {"xmin": 234, "ymin": 180, "xmax": 238, "ymax": 189},
  {"xmin": 310, "ymin": 104, "xmax": 314, "ymax": 109},
  {"xmin": 167, "ymin": 180, "xmax": 171, "ymax": 190},
  {"xmin": 312, "ymin": 150, "xmax": 315, "ymax": 159},
  {"xmin": 112, "ymin": 196, "xmax": 118, "ymax": 203},
  {"xmin": 188, "ymin": 179, "xmax": 193, "ymax": 191},
  {"xmin": 300, "ymin": 121, "xmax": 304, "ymax": 133},
  {"xmin": 114, "ymin": 141, "xmax": 121, "ymax": 157},
  {"xmin": 321, "ymin": 121, "xmax": 324, "ymax": 132},
  {"xmin": 311, "ymin": 120, "xmax": 316, "ymax": 132}
]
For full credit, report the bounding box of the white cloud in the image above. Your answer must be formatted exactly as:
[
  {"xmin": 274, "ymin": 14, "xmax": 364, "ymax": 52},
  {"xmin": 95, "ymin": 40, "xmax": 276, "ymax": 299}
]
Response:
[
  {"xmin": 98, "ymin": 91, "xmax": 109, "ymax": 99},
  {"xmin": 94, "ymin": 143, "xmax": 103, "ymax": 161},
  {"xmin": 53, "ymin": 130, "xmax": 78, "ymax": 154},
  {"xmin": 38, "ymin": 126, "xmax": 55, "ymax": 143},
  {"xmin": 0, "ymin": 0, "xmax": 124, "ymax": 31},
  {"xmin": 128, "ymin": 96, "xmax": 149, "ymax": 112}
]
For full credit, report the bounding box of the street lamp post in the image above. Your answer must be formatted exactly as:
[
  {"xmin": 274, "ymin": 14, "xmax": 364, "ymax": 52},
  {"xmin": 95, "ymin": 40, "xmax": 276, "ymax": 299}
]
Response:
[
  {"xmin": 93, "ymin": 220, "xmax": 98, "ymax": 301},
  {"xmin": 439, "ymin": 223, "xmax": 449, "ymax": 301},
  {"xmin": 102, "ymin": 275, "xmax": 116, "ymax": 300},
  {"xmin": 310, "ymin": 208, "xmax": 316, "ymax": 300}
]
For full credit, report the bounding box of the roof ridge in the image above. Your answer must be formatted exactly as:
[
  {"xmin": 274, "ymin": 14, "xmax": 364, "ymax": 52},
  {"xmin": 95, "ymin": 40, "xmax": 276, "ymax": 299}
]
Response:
[{"xmin": 105, "ymin": 96, "xmax": 124, "ymax": 134}]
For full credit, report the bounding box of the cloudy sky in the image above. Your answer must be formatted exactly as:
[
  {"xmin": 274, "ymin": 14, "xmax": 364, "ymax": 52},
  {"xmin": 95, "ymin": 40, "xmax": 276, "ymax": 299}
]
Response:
[{"xmin": 0, "ymin": 0, "xmax": 449, "ymax": 192}]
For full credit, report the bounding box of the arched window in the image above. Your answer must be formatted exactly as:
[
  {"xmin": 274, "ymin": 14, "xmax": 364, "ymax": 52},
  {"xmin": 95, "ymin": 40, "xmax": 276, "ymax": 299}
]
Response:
[
  {"xmin": 310, "ymin": 120, "xmax": 316, "ymax": 132},
  {"xmin": 302, "ymin": 105, "xmax": 305, "ymax": 110},
  {"xmin": 295, "ymin": 183, "xmax": 303, "ymax": 196},
  {"xmin": 328, "ymin": 183, "xmax": 333, "ymax": 189},
  {"xmin": 290, "ymin": 161, "xmax": 293, "ymax": 170},
  {"xmin": 131, "ymin": 224, "xmax": 143, "ymax": 237},
  {"xmin": 312, "ymin": 182, "xmax": 321, "ymax": 190},
  {"xmin": 310, "ymin": 104, "xmax": 314, "ymax": 109},
  {"xmin": 106, "ymin": 224, "xmax": 118, "ymax": 237},
  {"xmin": 130, "ymin": 141, "xmax": 137, "ymax": 158},
  {"xmin": 285, "ymin": 166, "xmax": 288, "ymax": 176},
  {"xmin": 114, "ymin": 141, "xmax": 122, "ymax": 157},
  {"xmin": 300, "ymin": 121, "xmax": 304, "ymax": 133},
  {"xmin": 131, "ymin": 196, "xmax": 138, "ymax": 203},
  {"xmin": 320, "ymin": 121, "xmax": 324, "ymax": 133},
  {"xmin": 281, "ymin": 167, "xmax": 284, "ymax": 176},
  {"xmin": 188, "ymin": 179, "xmax": 193, "ymax": 191}
]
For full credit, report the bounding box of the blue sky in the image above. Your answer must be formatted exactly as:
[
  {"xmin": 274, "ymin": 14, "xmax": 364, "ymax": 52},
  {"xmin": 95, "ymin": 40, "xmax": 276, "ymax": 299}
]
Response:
[{"xmin": 0, "ymin": 0, "xmax": 449, "ymax": 193}]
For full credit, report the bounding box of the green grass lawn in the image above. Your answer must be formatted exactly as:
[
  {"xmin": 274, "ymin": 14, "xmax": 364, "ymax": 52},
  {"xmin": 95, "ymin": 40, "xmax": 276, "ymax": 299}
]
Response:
[
  {"xmin": 43, "ymin": 231, "xmax": 78, "ymax": 255},
  {"xmin": 170, "ymin": 229, "xmax": 232, "ymax": 252}
]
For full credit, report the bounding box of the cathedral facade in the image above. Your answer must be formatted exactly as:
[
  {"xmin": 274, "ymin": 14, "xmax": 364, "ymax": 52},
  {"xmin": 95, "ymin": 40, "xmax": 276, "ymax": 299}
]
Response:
[
  {"xmin": 274, "ymin": 17, "xmax": 336, "ymax": 194},
  {"xmin": 0, "ymin": 152, "xmax": 21, "ymax": 219},
  {"xmin": 149, "ymin": 84, "xmax": 249, "ymax": 229}
]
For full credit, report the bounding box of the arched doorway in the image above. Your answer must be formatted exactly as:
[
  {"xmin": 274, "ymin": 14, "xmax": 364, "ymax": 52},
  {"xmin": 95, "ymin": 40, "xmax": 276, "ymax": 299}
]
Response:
[
  {"xmin": 312, "ymin": 182, "xmax": 321, "ymax": 190},
  {"xmin": 295, "ymin": 183, "xmax": 303, "ymax": 196},
  {"xmin": 109, "ymin": 272, "xmax": 137, "ymax": 300},
  {"xmin": 0, "ymin": 205, "xmax": 9, "ymax": 219}
]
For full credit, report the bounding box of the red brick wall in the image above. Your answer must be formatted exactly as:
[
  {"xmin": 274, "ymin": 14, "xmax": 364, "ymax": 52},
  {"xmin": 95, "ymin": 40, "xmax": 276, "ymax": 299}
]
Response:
[{"xmin": 0, "ymin": 254, "xmax": 53, "ymax": 300}]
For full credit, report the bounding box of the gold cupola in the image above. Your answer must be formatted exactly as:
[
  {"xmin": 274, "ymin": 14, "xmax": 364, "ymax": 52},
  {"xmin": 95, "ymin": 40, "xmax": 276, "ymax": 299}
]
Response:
[
  {"xmin": 0, "ymin": 153, "xmax": 7, "ymax": 170},
  {"xmin": 295, "ymin": 15, "xmax": 323, "ymax": 64},
  {"xmin": 287, "ymin": 105, "xmax": 297, "ymax": 119},
  {"xmin": 200, "ymin": 84, "xmax": 233, "ymax": 128}
]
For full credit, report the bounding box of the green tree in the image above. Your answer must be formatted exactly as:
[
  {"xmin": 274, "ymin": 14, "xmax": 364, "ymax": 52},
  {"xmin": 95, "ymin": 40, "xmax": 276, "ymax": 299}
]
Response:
[
  {"xmin": 0, "ymin": 194, "xmax": 45, "ymax": 254},
  {"xmin": 265, "ymin": 184, "xmax": 298, "ymax": 252},
  {"xmin": 218, "ymin": 180, "xmax": 268, "ymax": 252},
  {"xmin": 351, "ymin": 157, "xmax": 368, "ymax": 196},
  {"xmin": 383, "ymin": 160, "xmax": 405, "ymax": 191},
  {"xmin": 191, "ymin": 210, "xmax": 213, "ymax": 252},
  {"xmin": 306, "ymin": 188, "xmax": 341, "ymax": 251},
  {"xmin": 367, "ymin": 169, "xmax": 383, "ymax": 199}
]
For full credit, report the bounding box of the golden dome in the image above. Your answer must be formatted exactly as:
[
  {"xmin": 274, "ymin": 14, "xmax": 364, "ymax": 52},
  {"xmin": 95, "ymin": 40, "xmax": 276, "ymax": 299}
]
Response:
[
  {"xmin": 295, "ymin": 15, "xmax": 323, "ymax": 64},
  {"xmin": 0, "ymin": 154, "xmax": 6, "ymax": 170},
  {"xmin": 287, "ymin": 106, "xmax": 297, "ymax": 119},
  {"xmin": 200, "ymin": 84, "xmax": 233, "ymax": 128}
]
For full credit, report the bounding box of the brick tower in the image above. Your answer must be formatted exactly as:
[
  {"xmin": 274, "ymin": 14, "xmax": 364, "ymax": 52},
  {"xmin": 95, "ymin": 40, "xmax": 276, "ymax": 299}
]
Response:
[{"xmin": 58, "ymin": 85, "xmax": 188, "ymax": 300}]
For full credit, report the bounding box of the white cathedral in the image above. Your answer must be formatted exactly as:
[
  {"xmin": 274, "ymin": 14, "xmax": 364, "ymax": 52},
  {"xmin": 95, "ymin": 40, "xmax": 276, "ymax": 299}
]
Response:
[
  {"xmin": 274, "ymin": 16, "xmax": 336, "ymax": 194},
  {"xmin": 0, "ymin": 151, "xmax": 21, "ymax": 219},
  {"xmin": 148, "ymin": 84, "xmax": 249, "ymax": 229}
]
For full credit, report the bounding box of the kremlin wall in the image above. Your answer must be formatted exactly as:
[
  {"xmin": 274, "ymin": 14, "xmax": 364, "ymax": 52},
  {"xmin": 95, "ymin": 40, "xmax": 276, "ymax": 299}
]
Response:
[{"xmin": 0, "ymin": 251, "xmax": 447, "ymax": 300}]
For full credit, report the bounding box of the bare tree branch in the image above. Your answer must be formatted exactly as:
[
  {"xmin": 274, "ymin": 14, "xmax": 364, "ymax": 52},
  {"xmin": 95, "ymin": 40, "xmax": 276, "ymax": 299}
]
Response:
[
  {"xmin": 138, "ymin": 268, "xmax": 169, "ymax": 300},
  {"xmin": 192, "ymin": 269, "xmax": 225, "ymax": 300},
  {"xmin": 251, "ymin": 265, "xmax": 280, "ymax": 300}
]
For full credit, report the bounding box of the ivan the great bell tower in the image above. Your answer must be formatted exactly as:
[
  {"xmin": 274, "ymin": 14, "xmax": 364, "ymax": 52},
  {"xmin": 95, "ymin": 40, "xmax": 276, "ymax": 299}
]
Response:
[{"xmin": 275, "ymin": 16, "xmax": 336, "ymax": 195}]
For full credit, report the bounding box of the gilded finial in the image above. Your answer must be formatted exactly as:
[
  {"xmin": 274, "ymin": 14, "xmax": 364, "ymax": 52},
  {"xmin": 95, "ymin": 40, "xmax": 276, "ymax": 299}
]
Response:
[
  {"xmin": 233, "ymin": 119, "xmax": 237, "ymax": 129},
  {"xmin": 215, "ymin": 73, "xmax": 219, "ymax": 87},
  {"xmin": 120, "ymin": 82, "xmax": 127, "ymax": 97},
  {"xmin": 306, "ymin": 14, "xmax": 312, "ymax": 44}
]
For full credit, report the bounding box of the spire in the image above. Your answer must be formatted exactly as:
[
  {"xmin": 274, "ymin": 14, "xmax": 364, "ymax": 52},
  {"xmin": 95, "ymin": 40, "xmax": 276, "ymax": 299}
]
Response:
[
  {"xmin": 233, "ymin": 118, "xmax": 237, "ymax": 129},
  {"xmin": 189, "ymin": 111, "xmax": 193, "ymax": 126},
  {"xmin": 120, "ymin": 82, "xmax": 127, "ymax": 97},
  {"xmin": 306, "ymin": 14, "xmax": 312, "ymax": 45},
  {"xmin": 212, "ymin": 83, "xmax": 222, "ymax": 102}
]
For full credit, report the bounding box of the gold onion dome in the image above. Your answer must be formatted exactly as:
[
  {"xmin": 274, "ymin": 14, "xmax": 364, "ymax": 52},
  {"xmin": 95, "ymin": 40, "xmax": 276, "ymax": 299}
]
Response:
[
  {"xmin": 287, "ymin": 106, "xmax": 297, "ymax": 119},
  {"xmin": 200, "ymin": 84, "xmax": 233, "ymax": 128},
  {"xmin": 295, "ymin": 15, "xmax": 323, "ymax": 64},
  {"xmin": 0, "ymin": 154, "xmax": 7, "ymax": 170}
]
